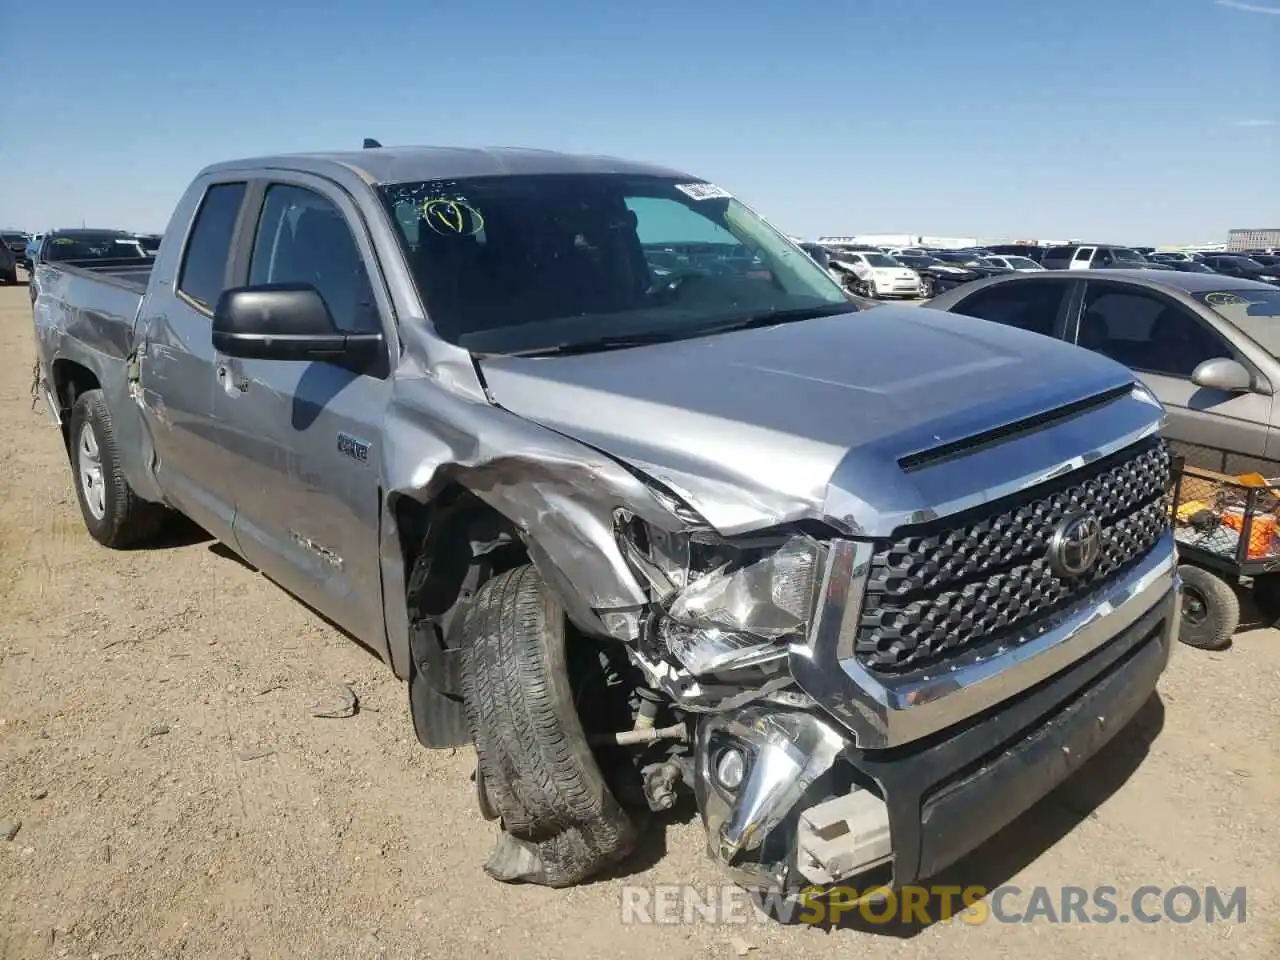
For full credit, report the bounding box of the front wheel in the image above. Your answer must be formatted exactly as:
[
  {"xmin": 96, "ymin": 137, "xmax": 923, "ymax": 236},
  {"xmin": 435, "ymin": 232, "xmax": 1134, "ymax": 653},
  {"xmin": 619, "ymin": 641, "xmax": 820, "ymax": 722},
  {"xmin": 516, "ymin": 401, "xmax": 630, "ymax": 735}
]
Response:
[
  {"xmin": 1177, "ymin": 564, "xmax": 1238, "ymax": 650},
  {"xmin": 460, "ymin": 564, "xmax": 640, "ymax": 887},
  {"xmin": 918, "ymin": 277, "xmax": 934, "ymax": 299},
  {"xmin": 69, "ymin": 389, "xmax": 167, "ymax": 548}
]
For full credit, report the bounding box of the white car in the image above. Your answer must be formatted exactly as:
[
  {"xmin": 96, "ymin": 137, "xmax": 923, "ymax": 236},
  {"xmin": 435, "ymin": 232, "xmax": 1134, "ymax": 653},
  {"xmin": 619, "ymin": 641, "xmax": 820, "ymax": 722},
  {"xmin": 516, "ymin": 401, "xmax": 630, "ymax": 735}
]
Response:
[
  {"xmin": 829, "ymin": 251, "xmax": 923, "ymax": 299},
  {"xmin": 981, "ymin": 255, "xmax": 1045, "ymax": 273}
]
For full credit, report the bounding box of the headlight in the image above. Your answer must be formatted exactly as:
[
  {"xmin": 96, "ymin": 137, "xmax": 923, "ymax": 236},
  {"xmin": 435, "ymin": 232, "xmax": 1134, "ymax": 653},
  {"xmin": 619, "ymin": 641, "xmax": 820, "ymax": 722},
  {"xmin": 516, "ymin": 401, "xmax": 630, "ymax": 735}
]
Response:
[{"xmin": 615, "ymin": 512, "xmax": 826, "ymax": 676}]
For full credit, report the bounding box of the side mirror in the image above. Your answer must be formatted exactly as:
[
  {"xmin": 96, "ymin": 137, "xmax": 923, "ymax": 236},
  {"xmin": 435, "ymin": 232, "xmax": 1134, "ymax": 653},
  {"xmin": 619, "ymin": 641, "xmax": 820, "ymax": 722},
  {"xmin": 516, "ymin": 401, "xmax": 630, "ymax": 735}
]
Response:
[
  {"xmin": 1191, "ymin": 357, "xmax": 1252, "ymax": 392},
  {"xmin": 211, "ymin": 283, "xmax": 383, "ymax": 368}
]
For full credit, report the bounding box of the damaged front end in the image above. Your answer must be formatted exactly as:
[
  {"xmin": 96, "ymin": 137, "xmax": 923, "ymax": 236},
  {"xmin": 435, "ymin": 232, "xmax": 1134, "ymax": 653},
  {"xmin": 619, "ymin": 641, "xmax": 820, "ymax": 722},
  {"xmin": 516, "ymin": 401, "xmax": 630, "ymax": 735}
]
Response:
[{"xmin": 612, "ymin": 512, "xmax": 893, "ymax": 892}]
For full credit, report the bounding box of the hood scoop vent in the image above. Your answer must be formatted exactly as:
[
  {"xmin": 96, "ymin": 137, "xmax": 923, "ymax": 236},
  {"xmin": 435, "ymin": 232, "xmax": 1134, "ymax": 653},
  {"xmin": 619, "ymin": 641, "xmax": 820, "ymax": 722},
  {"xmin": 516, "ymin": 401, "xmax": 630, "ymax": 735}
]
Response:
[{"xmin": 897, "ymin": 383, "xmax": 1134, "ymax": 474}]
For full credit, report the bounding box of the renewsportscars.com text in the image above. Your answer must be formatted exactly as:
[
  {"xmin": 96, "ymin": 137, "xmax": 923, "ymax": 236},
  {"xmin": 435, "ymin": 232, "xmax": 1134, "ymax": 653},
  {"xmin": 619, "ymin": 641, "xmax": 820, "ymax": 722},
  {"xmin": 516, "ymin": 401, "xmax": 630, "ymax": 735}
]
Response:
[{"xmin": 620, "ymin": 884, "xmax": 1248, "ymax": 926}]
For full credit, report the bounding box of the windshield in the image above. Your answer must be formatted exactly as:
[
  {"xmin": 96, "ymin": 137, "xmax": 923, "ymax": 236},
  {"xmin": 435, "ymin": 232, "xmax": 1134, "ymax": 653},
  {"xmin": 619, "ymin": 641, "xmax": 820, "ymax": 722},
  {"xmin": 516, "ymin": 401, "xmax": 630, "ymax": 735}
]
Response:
[
  {"xmin": 44, "ymin": 233, "xmax": 146, "ymax": 262},
  {"xmin": 862, "ymin": 253, "xmax": 899, "ymax": 268},
  {"xmin": 1003, "ymin": 256, "xmax": 1041, "ymax": 269},
  {"xmin": 1112, "ymin": 248, "xmax": 1147, "ymax": 262},
  {"xmin": 1198, "ymin": 289, "xmax": 1280, "ymax": 355},
  {"xmin": 378, "ymin": 174, "xmax": 850, "ymax": 354},
  {"xmin": 137, "ymin": 236, "xmax": 161, "ymax": 253},
  {"xmin": 1, "ymin": 233, "xmax": 25, "ymax": 244}
]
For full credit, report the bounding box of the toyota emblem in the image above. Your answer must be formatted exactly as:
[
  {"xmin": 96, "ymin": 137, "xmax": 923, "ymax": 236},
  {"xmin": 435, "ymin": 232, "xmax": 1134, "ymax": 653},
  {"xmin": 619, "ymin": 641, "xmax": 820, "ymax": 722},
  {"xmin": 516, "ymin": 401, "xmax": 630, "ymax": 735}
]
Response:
[{"xmin": 1048, "ymin": 513, "xmax": 1103, "ymax": 578}]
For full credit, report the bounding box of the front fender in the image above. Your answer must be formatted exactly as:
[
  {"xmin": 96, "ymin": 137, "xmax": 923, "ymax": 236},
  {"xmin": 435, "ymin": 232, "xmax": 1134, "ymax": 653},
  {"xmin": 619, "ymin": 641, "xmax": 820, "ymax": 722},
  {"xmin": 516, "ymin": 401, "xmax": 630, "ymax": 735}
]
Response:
[{"xmin": 377, "ymin": 376, "xmax": 695, "ymax": 679}]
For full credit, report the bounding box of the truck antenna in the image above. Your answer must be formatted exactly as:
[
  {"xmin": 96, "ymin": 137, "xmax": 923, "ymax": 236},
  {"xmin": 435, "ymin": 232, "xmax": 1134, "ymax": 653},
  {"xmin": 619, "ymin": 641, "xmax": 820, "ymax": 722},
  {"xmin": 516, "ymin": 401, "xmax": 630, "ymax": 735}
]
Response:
[{"xmin": 362, "ymin": 138, "xmax": 382, "ymax": 149}]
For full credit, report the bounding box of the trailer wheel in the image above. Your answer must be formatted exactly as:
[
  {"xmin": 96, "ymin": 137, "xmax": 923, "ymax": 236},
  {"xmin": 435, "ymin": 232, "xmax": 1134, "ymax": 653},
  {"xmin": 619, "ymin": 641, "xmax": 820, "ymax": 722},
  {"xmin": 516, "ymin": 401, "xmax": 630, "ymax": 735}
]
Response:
[
  {"xmin": 1177, "ymin": 564, "xmax": 1238, "ymax": 650},
  {"xmin": 460, "ymin": 564, "xmax": 639, "ymax": 887},
  {"xmin": 69, "ymin": 389, "xmax": 168, "ymax": 548}
]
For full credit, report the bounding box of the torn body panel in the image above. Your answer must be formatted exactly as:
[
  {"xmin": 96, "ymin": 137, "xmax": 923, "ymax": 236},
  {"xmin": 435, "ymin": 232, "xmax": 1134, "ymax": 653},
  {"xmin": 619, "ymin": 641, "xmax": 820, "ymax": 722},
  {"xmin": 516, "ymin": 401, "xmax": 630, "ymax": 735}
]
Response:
[{"xmin": 378, "ymin": 372, "xmax": 701, "ymax": 679}]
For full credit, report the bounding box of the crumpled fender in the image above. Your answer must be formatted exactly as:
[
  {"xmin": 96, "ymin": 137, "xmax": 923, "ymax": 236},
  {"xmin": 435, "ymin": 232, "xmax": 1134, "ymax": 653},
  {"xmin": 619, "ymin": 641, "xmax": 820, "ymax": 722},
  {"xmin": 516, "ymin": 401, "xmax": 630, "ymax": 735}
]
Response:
[{"xmin": 378, "ymin": 375, "xmax": 695, "ymax": 678}]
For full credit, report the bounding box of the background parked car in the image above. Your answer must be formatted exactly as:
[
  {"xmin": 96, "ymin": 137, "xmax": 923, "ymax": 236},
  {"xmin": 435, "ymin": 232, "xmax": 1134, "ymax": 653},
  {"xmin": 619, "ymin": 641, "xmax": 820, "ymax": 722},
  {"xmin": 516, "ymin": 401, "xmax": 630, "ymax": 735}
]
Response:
[
  {"xmin": 924, "ymin": 269, "xmax": 1280, "ymax": 478},
  {"xmin": 1041, "ymin": 244, "xmax": 1170, "ymax": 271},
  {"xmin": 932, "ymin": 251, "xmax": 1013, "ymax": 278},
  {"xmin": 826, "ymin": 250, "xmax": 923, "ymax": 299},
  {"xmin": 0, "ymin": 241, "xmax": 17, "ymax": 284},
  {"xmin": 25, "ymin": 233, "xmax": 44, "ymax": 270},
  {"xmin": 985, "ymin": 243, "xmax": 1046, "ymax": 262},
  {"xmin": 893, "ymin": 253, "xmax": 980, "ymax": 295},
  {"xmin": 2, "ymin": 231, "xmax": 29, "ymax": 271},
  {"xmin": 1202, "ymin": 255, "xmax": 1280, "ymax": 287},
  {"xmin": 981, "ymin": 254, "xmax": 1045, "ymax": 272}
]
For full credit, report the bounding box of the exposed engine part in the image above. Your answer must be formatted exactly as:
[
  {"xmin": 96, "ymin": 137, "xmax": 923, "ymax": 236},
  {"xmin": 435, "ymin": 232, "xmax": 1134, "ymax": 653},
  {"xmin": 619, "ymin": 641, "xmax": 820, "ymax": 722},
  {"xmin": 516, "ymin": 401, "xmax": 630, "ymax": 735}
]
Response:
[
  {"xmin": 634, "ymin": 692, "xmax": 661, "ymax": 731},
  {"xmin": 641, "ymin": 761, "xmax": 683, "ymax": 811},
  {"xmin": 589, "ymin": 722, "xmax": 688, "ymax": 746}
]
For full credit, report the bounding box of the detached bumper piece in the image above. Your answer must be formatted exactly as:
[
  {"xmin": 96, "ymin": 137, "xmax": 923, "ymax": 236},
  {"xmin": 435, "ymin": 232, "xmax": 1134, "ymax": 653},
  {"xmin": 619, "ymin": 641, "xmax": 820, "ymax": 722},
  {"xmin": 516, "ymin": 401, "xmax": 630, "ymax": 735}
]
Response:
[{"xmin": 694, "ymin": 582, "xmax": 1177, "ymax": 891}]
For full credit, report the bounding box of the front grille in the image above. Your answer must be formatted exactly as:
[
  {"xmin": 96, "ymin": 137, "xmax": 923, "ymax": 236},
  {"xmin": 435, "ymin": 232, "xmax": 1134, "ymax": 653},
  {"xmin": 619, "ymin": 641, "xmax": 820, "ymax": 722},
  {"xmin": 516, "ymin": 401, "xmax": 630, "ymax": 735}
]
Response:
[{"xmin": 855, "ymin": 436, "xmax": 1171, "ymax": 674}]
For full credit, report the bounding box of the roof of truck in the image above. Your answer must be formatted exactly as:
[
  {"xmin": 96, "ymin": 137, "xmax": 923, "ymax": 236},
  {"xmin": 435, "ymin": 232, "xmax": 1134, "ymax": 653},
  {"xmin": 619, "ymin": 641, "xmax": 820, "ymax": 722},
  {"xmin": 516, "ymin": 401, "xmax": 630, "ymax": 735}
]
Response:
[{"xmin": 201, "ymin": 146, "xmax": 695, "ymax": 186}]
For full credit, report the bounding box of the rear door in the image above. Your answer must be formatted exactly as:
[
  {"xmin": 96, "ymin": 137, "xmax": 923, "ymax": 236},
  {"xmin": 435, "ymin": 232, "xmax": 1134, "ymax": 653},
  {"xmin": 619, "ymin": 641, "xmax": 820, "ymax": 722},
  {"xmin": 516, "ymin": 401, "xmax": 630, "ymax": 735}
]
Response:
[
  {"xmin": 1069, "ymin": 246, "xmax": 1095, "ymax": 270},
  {"xmin": 135, "ymin": 177, "xmax": 250, "ymax": 543},
  {"xmin": 945, "ymin": 276, "xmax": 1083, "ymax": 341},
  {"xmin": 1074, "ymin": 279, "xmax": 1274, "ymax": 470},
  {"xmin": 212, "ymin": 172, "xmax": 395, "ymax": 648}
]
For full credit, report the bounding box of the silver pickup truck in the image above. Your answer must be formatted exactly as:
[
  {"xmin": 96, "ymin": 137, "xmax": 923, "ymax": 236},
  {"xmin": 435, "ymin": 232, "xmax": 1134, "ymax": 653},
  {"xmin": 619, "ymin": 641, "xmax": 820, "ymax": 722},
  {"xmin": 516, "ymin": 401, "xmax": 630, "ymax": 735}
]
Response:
[{"xmin": 32, "ymin": 147, "xmax": 1179, "ymax": 895}]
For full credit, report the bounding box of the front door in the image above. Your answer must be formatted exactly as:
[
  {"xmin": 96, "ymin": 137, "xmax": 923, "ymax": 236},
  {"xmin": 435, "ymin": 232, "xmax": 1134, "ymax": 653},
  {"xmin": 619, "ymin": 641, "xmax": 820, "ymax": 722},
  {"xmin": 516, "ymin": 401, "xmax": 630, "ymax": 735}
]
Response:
[
  {"xmin": 1075, "ymin": 279, "xmax": 1275, "ymax": 472},
  {"xmin": 212, "ymin": 175, "xmax": 396, "ymax": 652}
]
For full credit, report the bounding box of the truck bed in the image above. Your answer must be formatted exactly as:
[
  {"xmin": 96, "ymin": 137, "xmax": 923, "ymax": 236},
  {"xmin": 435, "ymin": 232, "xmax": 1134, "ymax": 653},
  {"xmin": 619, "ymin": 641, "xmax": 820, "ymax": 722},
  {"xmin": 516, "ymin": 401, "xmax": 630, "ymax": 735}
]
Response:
[
  {"xmin": 33, "ymin": 258, "xmax": 151, "ymax": 366},
  {"xmin": 43, "ymin": 257, "xmax": 154, "ymax": 294}
]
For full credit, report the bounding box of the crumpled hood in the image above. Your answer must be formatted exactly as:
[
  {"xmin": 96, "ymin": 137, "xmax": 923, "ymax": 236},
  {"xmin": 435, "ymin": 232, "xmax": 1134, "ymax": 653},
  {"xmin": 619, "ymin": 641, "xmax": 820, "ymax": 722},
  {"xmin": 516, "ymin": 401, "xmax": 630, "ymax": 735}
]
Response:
[{"xmin": 477, "ymin": 306, "xmax": 1146, "ymax": 535}]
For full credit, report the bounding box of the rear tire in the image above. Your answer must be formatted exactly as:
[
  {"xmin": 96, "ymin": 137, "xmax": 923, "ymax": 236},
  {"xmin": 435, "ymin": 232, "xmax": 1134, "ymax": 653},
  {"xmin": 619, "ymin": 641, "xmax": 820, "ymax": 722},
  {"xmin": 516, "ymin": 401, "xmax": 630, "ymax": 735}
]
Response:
[
  {"xmin": 1177, "ymin": 564, "xmax": 1238, "ymax": 650},
  {"xmin": 460, "ymin": 564, "xmax": 639, "ymax": 887},
  {"xmin": 69, "ymin": 389, "xmax": 167, "ymax": 548}
]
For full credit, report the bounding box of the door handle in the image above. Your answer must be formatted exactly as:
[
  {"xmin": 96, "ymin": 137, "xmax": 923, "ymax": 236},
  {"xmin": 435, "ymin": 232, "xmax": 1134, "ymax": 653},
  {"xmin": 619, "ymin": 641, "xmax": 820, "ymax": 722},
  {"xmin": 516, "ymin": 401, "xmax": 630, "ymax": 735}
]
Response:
[{"xmin": 217, "ymin": 365, "xmax": 250, "ymax": 393}]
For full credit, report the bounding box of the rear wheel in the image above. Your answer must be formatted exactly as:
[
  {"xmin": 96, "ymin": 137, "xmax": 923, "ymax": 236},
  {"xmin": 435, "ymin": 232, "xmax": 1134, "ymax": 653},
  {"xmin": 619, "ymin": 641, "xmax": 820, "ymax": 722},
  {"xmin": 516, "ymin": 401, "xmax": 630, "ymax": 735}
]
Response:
[
  {"xmin": 69, "ymin": 390, "xmax": 167, "ymax": 548},
  {"xmin": 460, "ymin": 564, "xmax": 640, "ymax": 887},
  {"xmin": 1177, "ymin": 564, "xmax": 1238, "ymax": 650}
]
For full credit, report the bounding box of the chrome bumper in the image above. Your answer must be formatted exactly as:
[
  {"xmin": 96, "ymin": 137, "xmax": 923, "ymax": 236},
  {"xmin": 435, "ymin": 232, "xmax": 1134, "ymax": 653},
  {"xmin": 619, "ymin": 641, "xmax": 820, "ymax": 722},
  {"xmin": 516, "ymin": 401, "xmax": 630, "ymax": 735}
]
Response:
[
  {"xmin": 789, "ymin": 530, "xmax": 1179, "ymax": 749},
  {"xmin": 695, "ymin": 537, "xmax": 1179, "ymax": 891}
]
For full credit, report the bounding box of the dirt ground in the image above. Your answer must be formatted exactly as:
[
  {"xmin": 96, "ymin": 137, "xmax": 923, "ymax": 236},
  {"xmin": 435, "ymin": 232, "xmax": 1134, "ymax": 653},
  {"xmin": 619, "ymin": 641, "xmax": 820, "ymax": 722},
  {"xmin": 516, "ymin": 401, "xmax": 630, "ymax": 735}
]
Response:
[{"xmin": 0, "ymin": 280, "xmax": 1276, "ymax": 960}]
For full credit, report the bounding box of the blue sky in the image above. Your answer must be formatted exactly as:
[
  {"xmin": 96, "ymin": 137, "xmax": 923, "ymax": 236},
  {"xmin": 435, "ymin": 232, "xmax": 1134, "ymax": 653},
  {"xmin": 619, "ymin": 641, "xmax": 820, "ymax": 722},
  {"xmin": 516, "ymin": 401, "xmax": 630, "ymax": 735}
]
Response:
[{"xmin": 0, "ymin": 0, "xmax": 1275, "ymax": 243}]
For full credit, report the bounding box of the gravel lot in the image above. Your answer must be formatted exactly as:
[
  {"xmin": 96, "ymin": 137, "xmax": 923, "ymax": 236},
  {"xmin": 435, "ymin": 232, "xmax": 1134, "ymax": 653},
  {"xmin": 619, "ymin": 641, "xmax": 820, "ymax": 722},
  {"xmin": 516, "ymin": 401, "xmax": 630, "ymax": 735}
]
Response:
[{"xmin": 0, "ymin": 280, "xmax": 1276, "ymax": 959}]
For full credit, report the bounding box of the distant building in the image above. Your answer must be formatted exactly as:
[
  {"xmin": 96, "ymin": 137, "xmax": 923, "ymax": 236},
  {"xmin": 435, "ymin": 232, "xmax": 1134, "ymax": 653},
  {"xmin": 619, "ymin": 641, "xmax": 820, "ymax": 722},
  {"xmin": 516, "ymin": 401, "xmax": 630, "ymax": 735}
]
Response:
[{"xmin": 1228, "ymin": 228, "xmax": 1280, "ymax": 251}]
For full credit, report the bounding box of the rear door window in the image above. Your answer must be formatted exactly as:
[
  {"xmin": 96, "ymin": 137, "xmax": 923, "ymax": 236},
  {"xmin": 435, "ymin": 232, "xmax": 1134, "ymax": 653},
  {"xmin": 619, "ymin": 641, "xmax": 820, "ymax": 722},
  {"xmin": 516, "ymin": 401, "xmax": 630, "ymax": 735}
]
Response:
[
  {"xmin": 177, "ymin": 182, "xmax": 248, "ymax": 310},
  {"xmin": 949, "ymin": 279, "xmax": 1075, "ymax": 338}
]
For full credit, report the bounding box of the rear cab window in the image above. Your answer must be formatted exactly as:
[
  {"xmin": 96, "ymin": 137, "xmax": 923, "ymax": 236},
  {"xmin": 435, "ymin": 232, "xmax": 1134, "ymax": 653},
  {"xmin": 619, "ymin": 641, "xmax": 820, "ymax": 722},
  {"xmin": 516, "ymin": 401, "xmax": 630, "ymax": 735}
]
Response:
[{"xmin": 177, "ymin": 182, "xmax": 248, "ymax": 311}]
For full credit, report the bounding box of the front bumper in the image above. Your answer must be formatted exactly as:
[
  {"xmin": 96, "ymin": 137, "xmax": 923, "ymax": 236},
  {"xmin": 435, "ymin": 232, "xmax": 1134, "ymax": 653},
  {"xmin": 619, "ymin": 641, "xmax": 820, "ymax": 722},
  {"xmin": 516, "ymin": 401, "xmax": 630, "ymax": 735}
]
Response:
[{"xmin": 694, "ymin": 538, "xmax": 1179, "ymax": 891}]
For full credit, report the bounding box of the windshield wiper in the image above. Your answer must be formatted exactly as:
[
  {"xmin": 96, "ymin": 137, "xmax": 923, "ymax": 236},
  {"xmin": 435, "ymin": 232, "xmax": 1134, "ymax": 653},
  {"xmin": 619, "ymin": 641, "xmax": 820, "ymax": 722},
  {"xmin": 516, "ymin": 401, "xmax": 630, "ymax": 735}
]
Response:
[
  {"xmin": 689, "ymin": 304, "xmax": 856, "ymax": 337},
  {"xmin": 494, "ymin": 329, "xmax": 698, "ymax": 358},
  {"xmin": 490, "ymin": 304, "xmax": 855, "ymax": 358}
]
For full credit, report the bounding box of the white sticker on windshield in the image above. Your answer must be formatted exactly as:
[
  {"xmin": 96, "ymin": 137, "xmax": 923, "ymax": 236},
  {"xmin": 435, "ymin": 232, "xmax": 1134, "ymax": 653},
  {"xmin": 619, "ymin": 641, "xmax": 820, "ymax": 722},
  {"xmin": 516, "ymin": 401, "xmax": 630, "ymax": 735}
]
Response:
[{"xmin": 674, "ymin": 182, "xmax": 732, "ymax": 201}]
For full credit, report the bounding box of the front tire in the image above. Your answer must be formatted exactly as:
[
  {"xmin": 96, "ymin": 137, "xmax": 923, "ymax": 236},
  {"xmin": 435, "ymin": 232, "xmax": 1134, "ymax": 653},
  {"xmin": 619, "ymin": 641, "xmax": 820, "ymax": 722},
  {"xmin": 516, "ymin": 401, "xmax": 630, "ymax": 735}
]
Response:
[
  {"xmin": 69, "ymin": 389, "xmax": 167, "ymax": 548},
  {"xmin": 460, "ymin": 564, "xmax": 639, "ymax": 887}
]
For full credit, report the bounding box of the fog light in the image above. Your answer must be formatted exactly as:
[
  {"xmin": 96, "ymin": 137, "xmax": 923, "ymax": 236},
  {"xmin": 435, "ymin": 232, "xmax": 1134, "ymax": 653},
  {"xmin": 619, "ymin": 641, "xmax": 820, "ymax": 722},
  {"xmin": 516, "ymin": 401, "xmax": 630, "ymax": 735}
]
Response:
[{"xmin": 715, "ymin": 747, "xmax": 746, "ymax": 791}]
